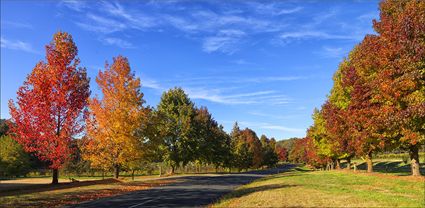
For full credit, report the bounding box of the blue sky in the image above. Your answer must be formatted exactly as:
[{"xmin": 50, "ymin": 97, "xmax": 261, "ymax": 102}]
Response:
[{"xmin": 1, "ymin": 0, "xmax": 379, "ymax": 140}]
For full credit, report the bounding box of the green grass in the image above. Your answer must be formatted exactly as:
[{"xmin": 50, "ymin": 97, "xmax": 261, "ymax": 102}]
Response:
[{"xmin": 213, "ymin": 167, "xmax": 425, "ymax": 208}]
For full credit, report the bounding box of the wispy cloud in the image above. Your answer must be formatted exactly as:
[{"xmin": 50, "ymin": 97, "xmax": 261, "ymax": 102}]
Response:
[
  {"xmin": 237, "ymin": 121, "xmax": 305, "ymax": 134},
  {"xmin": 61, "ymin": 0, "xmax": 87, "ymax": 12},
  {"xmin": 1, "ymin": 37, "xmax": 39, "ymax": 54},
  {"xmin": 102, "ymin": 37, "xmax": 135, "ymax": 49},
  {"xmin": 280, "ymin": 31, "xmax": 356, "ymax": 41},
  {"xmin": 261, "ymin": 125, "xmax": 305, "ymax": 133},
  {"xmin": 186, "ymin": 88, "xmax": 290, "ymax": 105},
  {"xmin": 277, "ymin": 7, "xmax": 303, "ymax": 15},
  {"xmin": 357, "ymin": 11, "xmax": 379, "ymax": 22},
  {"xmin": 248, "ymin": 2, "xmax": 303, "ymax": 16},
  {"xmin": 202, "ymin": 29, "xmax": 246, "ymax": 54},
  {"xmin": 101, "ymin": 1, "xmax": 157, "ymax": 29},
  {"xmin": 1, "ymin": 20, "xmax": 33, "ymax": 29},
  {"xmin": 140, "ymin": 76, "xmax": 164, "ymax": 91},
  {"xmin": 231, "ymin": 59, "xmax": 251, "ymax": 65},
  {"xmin": 76, "ymin": 13, "xmax": 127, "ymax": 34},
  {"xmin": 248, "ymin": 112, "xmax": 301, "ymax": 120},
  {"xmin": 317, "ymin": 46, "xmax": 348, "ymax": 58}
]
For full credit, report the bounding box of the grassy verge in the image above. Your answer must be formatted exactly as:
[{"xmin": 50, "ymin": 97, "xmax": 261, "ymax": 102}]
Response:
[
  {"xmin": 213, "ymin": 167, "xmax": 425, "ymax": 207},
  {"xmin": 0, "ymin": 177, "xmax": 176, "ymax": 208}
]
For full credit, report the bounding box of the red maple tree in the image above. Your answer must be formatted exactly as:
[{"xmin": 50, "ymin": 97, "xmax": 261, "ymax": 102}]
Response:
[{"xmin": 8, "ymin": 32, "xmax": 90, "ymax": 184}]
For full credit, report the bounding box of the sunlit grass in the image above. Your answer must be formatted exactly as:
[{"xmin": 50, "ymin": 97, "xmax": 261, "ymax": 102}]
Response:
[{"xmin": 213, "ymin": 167, "xmax": 425, "ymax": 207}]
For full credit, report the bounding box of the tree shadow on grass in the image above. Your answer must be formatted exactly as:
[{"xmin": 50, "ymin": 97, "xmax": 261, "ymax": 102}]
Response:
[
  {"xmin": 0, "ymin": 178, "xmax": 121, "ymax": 197},
  {"xmin": 341, "ymin": 161, "xmax": 425, "ymax": 176},
  {"xmin": 219, "ymin": 184, "xmax": 297, "ymax": 203}
]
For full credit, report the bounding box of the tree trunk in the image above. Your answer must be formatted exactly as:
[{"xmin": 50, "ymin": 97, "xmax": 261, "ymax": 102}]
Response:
[
  {"xmin": 336, "ymin": 159, "xmax": 341, "ymax": 170},
  {"xmin": 52, "ymin": 169, "xmax": 59, "ymax": 184},
  {"xmin": 409, "ymin": 145, "xmax": 421, "ymax": 176},
  {"xmin": 170, "ymin": 165, "xmax": 175, "ymax": 175},
  {"xmin": 353, "ymin": 162, "xmax": 357, "ymax": 172},
  {"xmin": 114, "ymin": 165, "xmax": 120, "ymax": 179},
  {"xmin": 366, "ymin": 152, "xmax": 373, "ymax": 173},
  {"xmin": 132, "ymin": 170, "xmax": 135, "ymax": 181},
  {"xmin": 102, "ymin": 170, "xmax": 105, "ymax": 180},
  {"xmin": 159, "ymin": 165, "xmax": 162, "ymax": 177},
  {"xmin": 346, "ymin": 158, "xmax": 351, "ymax": 170}
]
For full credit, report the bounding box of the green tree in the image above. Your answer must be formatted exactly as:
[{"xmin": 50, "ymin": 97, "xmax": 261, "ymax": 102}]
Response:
[
  {"xmin": 0, "ymin": 136, "xmax": 31, "ymax": 177},
  {"xmin": 0, "ymin": 119, "xmax": 9, "ymax": 137},
  {"xmin": 157, "ymin": 87, "xmax": 197, "ymax": 174},
  {"xmin": 260, "ymin": 135, "xmax": 279, "ymax": 168}
]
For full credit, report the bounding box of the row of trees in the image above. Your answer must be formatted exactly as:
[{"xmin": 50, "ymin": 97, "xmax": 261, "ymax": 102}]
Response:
[
  {"xmin": 5, "ymin": 32, "xmax": 280, "ymax": 183},
  {"xmin": 288, "ymin": 0, "xmax": 424, "ymax": 176}
]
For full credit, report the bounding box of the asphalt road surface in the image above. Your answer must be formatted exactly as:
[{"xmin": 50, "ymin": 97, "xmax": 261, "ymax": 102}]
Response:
[{"xmin": 71, "ymin": 164, "xmax": 295, "ymax": 208}]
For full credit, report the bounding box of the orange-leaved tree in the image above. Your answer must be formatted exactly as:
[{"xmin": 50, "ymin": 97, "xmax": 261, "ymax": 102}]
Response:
[
  {"xmin": 83, "ymin": 56, "xmax": 147, "ymax": 178},
  {"xmin": 9, "ymin": 32, "xmax": 90, "ymax": 184}
]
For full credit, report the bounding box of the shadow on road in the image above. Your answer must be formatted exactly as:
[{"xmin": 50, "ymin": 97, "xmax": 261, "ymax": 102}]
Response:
[{"xmin": 71, "ymin": 164, "xmax": 296, "ymax": 208}]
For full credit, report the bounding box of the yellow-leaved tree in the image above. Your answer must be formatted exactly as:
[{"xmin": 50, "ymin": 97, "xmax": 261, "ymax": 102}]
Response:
[{"xmin": 82, "ymin": 56, "xmax": 147, "ymax": 178}]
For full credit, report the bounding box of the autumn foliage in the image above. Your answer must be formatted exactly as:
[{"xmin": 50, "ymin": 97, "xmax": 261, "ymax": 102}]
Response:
[
  {"xmin": 83, "ymin": 56, "xmax": 147, "ymax": 178},
  {"xmin": 8, "ymin": 32, "xmax": 90, "ymax": 183},
  {"xmin": 291, "ymin": 0, "xmax": 424, "ymax": 176}
]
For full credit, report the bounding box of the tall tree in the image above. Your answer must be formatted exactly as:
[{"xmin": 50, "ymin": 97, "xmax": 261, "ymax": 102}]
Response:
[
  {"xmin": 157, "ymin": 87, "xmax": 196, "ymax": 174},
  {"xmin": 9, "ymin": 32, "xmax": 90, "ymax": 184},
  {"xmin": 372, "ymin": 0, "xmax": 425, "ymax": 176},
  {"xmin": 83, "ymin": 56, "xmax": 146, "ymax": 178}
]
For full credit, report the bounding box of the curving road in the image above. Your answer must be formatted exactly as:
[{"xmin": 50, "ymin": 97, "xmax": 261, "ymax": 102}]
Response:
[{"xmin": 71, "ymin": 164, "xmax": 295, "ymax": 208}]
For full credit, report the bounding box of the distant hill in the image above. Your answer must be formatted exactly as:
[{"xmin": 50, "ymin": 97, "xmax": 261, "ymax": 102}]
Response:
[{"xmin": 276, "ymin": 137, "xmax": 300, "ymax": 152}]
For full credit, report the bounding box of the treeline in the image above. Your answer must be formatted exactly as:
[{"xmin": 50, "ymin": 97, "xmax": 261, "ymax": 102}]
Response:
[
  {"xmin": 3, "ymin": 32, "xmax": 281, "ymax": 183},
  {"xmin": 288, "ymin": 0, "xmax": 424, "ymax": 176}
]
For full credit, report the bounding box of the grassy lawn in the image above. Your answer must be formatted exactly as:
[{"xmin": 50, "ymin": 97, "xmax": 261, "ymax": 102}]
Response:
[
  {"xmin": 213, "ymin": 167, "xmax": 425, "ymax": 208},
  {"xmin": 0, "ymin": 177, "xmax": 176, "ymax": 208}
]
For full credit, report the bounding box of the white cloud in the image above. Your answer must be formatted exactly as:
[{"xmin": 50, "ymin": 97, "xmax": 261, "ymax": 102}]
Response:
[
  {"xmin": 76, "ymin": 13, "xmax": 127, "ymax": 34},
  {"xmin": 102, "ymin": 37, "xmax": 134, "ymax": 49},
  {"xmin": 101, "ymin": 1, "xmax": 157, "ymax": 29},
  {"xmin": 186, "ymin": 87, "xmax": 290, "ymax": 105},
  {"xmin": 140, "ymin": 76, "xmax": 164, "ymax": 90},
  {"xmin": 1, "ymin": 21, "xmax": 33, "ymax": 29},
  {"xmin": 357, "ymin": 12, "xmax": 379, "ymax": 22},
  {"xmin": 237, "ymin": 121, "xmax": 305, "ymax": 134},
  {"xmin": 280, "ymin": 31, "xmax": 355, "ymax": 40},
  {"xmin": 231, "ymin": 59, "xmax": 251, "ymax": 65},
  {"xmin": 247, "ymin": 2, "xmax": 303, "ymax": 16},
  {"xmin": 1, "ymin": 37, "xmax": 39, "ymax": 54},
  {"xmin": 61, "ymin": 0, "xmax": 86, "ymax": 12},
  {"xmin": 276, "ymin": 7, "xmax": 303, "ymax": 15},
  {"xmin": 318, "ymin": 46, "xmax": 347, "ymax": 58},
  {"xmin": 202, "ymin": 29, "xmax": 246, "ymax": 54},
  {"xmin": 261, "ymin": 125, "xmax": 305, "ymax": 133}
]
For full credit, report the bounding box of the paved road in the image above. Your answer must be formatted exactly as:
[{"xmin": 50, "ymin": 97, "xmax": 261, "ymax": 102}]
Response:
[{"xmin": 71, "ymin": 164, "xmax": 295, "ymax": 208}]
